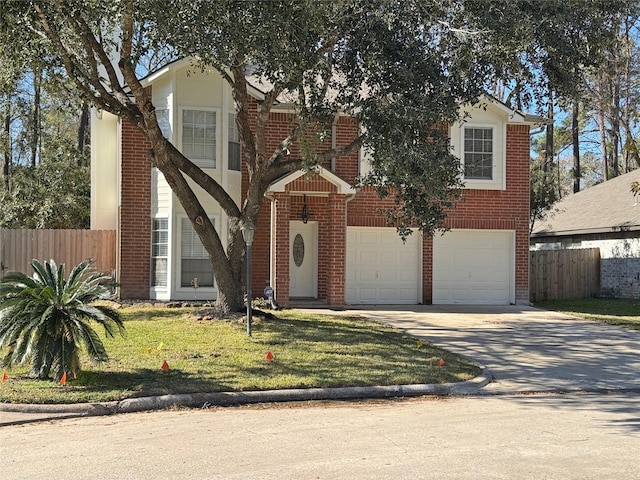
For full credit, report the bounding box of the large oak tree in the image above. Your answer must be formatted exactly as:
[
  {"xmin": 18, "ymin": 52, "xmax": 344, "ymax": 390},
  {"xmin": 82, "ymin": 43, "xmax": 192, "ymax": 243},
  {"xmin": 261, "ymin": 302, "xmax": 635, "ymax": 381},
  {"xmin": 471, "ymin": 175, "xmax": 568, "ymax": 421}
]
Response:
[{"xmin": 1, "ymin": 0, "xmax": 623, "ymax": 311}]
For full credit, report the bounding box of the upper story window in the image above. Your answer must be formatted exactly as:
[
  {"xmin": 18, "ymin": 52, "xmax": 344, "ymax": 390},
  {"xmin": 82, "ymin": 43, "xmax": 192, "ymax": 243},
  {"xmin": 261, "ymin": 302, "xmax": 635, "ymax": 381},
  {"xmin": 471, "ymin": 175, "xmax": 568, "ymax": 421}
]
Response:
[
  {"xmin": 228, "ymin": 112, "xmax": 241, "ymax": 171},
  {"xmin": 463, "ymin": 127, "xmax": 493, "ymax": 180},
  {"xmin": 182, "ymin": 109, "xmax": 217, "ymax": 169},
  {"xmin": 450, "ymin": 118, "xmax": 505, "ymax": 191}
]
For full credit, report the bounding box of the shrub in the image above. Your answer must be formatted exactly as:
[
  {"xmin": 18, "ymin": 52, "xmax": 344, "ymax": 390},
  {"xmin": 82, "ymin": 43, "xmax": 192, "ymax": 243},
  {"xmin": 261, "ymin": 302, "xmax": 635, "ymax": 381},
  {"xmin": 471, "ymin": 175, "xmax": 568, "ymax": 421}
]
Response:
[{"xmin": 0, "ymin": 259, "xmax": 125, "ymax": 381}]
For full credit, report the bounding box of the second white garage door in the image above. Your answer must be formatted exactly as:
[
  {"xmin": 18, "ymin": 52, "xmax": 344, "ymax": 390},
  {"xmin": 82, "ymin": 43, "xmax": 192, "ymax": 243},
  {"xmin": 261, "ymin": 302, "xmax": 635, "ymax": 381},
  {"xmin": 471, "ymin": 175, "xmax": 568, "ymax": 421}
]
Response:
[
  {"xmin": 346, "ymin": 227, "xmax": 420, "ymax": 304},
  {"xmin": 432, "ymin": 229, "xmax": 514, "ymax": 305}
]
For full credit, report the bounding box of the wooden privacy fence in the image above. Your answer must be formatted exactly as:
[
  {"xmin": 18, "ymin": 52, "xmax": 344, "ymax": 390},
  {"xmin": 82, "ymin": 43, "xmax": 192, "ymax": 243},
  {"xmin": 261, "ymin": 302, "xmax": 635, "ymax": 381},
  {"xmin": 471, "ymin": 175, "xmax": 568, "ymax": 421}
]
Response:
[
  {"xmin": 0, "ymin": 229, "xmax": 116, "ymax": 279},
  {"xmin": 529, "ymin": 248, "xmax": 600, "ymax": 302}
]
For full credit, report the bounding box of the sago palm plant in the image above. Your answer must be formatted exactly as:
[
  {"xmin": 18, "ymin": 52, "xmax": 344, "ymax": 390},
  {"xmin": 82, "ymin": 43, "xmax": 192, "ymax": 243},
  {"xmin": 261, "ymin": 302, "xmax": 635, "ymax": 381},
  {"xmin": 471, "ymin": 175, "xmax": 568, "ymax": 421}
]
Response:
[{"xmin": 0, "ymin": 259, "xmax": 125, "ymax": 381}]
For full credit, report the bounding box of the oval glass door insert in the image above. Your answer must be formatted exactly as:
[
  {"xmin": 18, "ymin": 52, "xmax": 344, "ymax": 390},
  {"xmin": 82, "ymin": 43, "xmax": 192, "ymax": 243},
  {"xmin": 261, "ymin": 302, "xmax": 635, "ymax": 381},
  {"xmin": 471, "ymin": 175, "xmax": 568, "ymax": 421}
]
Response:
[{"xmin": 293, "ymin": 234, "xmax": 305, "ymax": 267}]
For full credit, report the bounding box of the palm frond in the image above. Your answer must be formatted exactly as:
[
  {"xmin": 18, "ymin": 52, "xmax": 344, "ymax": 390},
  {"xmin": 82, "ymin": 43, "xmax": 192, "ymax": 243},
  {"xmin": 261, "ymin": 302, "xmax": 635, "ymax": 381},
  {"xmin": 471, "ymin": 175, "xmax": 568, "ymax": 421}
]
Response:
[{"xmin": 0, "ymin": 258, "xmax": 125, "ymax": 379}]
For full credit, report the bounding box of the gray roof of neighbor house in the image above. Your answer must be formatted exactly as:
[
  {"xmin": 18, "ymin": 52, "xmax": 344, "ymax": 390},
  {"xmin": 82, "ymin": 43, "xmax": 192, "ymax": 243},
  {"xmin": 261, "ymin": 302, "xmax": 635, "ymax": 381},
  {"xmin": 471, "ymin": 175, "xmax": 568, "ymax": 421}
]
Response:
[{"xmin": 532, "ymin": 168, "xmax": 640, "ymax": 238}]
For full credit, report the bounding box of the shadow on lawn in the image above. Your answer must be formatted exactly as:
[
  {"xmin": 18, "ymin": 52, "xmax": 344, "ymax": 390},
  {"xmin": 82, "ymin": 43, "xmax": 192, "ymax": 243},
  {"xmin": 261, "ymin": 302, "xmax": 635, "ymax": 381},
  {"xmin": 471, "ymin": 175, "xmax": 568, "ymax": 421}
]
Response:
[
  {"xmin": 249, "ymin": 314, "xmax": 480, "ymax": 385},
  {"xmin": 75, "ymin": 368, "xmax": 230, "ymax": 398}
]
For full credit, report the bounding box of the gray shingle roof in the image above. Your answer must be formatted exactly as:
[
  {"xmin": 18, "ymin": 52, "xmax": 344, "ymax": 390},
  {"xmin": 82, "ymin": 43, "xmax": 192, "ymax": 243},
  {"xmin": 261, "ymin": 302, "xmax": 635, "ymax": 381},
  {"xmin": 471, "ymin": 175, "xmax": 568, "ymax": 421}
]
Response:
[{"xmin": 531, "ymin": 168, "xmax": 640, "ymax": 237}]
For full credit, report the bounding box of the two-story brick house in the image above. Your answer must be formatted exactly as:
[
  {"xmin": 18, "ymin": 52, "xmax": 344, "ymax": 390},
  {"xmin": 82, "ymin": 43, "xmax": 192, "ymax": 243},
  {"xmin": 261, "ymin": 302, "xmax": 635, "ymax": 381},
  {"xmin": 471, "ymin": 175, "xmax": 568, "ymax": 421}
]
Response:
[{"xmin": 91, "ymin": 59, "xmax": 534, "ymax": 306}]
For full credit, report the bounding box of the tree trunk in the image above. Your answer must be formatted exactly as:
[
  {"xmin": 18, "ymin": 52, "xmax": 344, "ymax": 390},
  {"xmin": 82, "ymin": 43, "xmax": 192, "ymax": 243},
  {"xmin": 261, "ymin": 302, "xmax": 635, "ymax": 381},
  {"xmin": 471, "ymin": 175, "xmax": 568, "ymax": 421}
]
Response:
[
  {"xmin": 77, "ymin": 102, "xmax": 89, "ymax": 164},
  {"xmin": 612, "ymin": 58, "xmax": 621, "ymax": 177},
  {"xmin": 572, "ymin": 102, "xmax": 580, "ymax": 193},
  {"xmin": 544, "ymin": 92, "xmax": 554, "ymax": 175},
  {"xmin": 3, "ymin": 99, "xmax": 11, "ymax": 191},
  {"xmin": 597, "ymin": 69, "xmax": 609, "ymax": 181},
  {"xmin": 30, "ymin": 66, "xmax": 42, "ymax": 167}
]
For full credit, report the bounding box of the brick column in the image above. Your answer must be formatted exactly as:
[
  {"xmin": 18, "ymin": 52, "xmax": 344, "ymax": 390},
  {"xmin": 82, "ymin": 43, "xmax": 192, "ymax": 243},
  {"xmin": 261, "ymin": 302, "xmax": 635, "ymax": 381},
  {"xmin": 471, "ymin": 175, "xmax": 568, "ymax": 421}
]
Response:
[
  {"xmin": 515, "ymin": 216, "xmax": 530, "ymax": 305},
  {"xmin": 119, "ymin": 121, "xmax": 152, "ymax": 299},
  {"xmin": 327, "ymin": 193, "xmax": 346, "ymax": 305},
  {"xmin": 273, "ymin": 193, "xmax": 290, "ymax": 306},
  {"xmin": 422, "ymin": 235, "xmax": 434, "ymax": 304}
]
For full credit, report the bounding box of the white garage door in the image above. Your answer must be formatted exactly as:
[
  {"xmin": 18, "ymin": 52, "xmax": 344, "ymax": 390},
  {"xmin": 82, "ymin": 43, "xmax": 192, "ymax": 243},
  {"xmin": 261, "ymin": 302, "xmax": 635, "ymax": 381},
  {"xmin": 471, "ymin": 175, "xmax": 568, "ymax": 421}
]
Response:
[
  {"xmin": 433, "ymin": 230, "xmax": 514, "ymax": 305},
  {"xmin": 346, "ymin": 227, "xmax": 420, "ymax": 304}
]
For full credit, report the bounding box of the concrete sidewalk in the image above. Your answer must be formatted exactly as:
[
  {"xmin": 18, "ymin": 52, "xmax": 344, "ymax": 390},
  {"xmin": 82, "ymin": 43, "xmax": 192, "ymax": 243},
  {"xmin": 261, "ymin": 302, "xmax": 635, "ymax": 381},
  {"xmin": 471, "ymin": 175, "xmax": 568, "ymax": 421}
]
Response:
[{"xmin": 3, "ymin": 304, "xmax": 640, "ymax": 425}]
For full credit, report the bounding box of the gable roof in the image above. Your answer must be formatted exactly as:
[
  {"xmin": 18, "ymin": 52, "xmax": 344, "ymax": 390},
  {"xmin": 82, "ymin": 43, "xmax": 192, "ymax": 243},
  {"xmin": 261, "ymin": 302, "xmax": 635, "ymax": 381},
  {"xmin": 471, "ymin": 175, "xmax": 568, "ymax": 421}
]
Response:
[
  {"xmin": 139, "ymin": 58, "xmax": 544, "ymax": 123},
  {"xmin": 532, "ymin": 168, "xmax": 640, "ymax": 237},
  {"xmin": 266, "ymin": 166, "xmax": 357, "ymax": 196}
]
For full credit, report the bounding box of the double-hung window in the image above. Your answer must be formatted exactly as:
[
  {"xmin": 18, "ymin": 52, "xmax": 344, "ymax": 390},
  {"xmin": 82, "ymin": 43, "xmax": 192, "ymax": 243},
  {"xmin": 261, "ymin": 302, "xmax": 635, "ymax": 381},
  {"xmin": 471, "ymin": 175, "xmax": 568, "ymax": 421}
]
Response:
[
  {"xmin": 182, "ymin": 109, "xmax": 217, "ymax": 168},
  {"xmin": 151, "ymin": 218, "xmax": 169, "ymax": 287},
  {"xmin": 180, "ymin": 217, "xmax": 215, "ymax": 288},
  {"xmin": 228, "ymin": 112, "xmax": 241, "ymax": 171},
  {"xmin": 156, "ymin": 109, "xmax": 172, "ymax": 140},
  {"xmin": 463, "ymin": 127, "xmax": 493, "ymax": 180}
]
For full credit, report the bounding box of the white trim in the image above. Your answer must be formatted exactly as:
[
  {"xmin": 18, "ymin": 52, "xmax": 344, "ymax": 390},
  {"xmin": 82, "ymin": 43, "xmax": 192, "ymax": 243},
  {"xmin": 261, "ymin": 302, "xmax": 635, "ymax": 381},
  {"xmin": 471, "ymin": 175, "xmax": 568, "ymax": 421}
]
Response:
[
  {"xmin": 141, "ymin": 58, "xmax": 195, "ymax": 87},
  {"xmin": 452, "ymin": 121, "xmax": 506, "ymax": 191},
  {"xmin": 173, "ymin": 213, "xmax": 219, "ymax": 300},
  {"xmin": 149, "ymin": 215, "xmax": 170, "ymax": 300},
  {"xmin": 267, "ymin": 166, "xmax": 357, "ymax": 195},
  {"xmin": 178, "ymin": 106, "xmax": 221, "ymax": 171}
]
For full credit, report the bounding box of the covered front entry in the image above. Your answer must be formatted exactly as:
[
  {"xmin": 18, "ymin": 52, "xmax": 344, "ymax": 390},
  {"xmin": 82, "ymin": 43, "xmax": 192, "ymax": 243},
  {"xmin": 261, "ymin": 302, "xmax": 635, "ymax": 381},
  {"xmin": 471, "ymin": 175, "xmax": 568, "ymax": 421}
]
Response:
[
  {"xmin": 432, "ymin": 229, "xmax": 514, "ymax": 305},
  {"xmin": 289, "ymin": 221, "xmax": 318, "ymax": 298},
  {"xmin": 346, "ymin": 227, "xmax": 421, "ymax": 304},
  {"xmin": 266, "ymin": 167, "xmax": 357, "ymax": 306}
]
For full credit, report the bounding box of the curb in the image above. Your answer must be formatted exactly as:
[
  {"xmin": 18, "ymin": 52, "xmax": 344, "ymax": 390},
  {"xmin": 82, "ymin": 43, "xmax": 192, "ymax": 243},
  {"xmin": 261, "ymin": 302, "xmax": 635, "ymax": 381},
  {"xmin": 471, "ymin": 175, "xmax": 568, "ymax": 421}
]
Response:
[{"xmin": 0, "ymin": 367, "xmax": 492, "ymax": 423}]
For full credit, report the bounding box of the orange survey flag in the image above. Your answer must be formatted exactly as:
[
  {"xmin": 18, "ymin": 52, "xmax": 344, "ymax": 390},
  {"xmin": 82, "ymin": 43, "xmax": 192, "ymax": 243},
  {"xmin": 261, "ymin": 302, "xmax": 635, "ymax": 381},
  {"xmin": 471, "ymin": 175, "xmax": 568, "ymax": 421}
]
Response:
[
  {"xmin": 2, "ymin": 371, "xmax": 7, "ymax": 383},
  {"xmin": 60, "ymin": 372, "xmax": 67, "ymax": 385}
]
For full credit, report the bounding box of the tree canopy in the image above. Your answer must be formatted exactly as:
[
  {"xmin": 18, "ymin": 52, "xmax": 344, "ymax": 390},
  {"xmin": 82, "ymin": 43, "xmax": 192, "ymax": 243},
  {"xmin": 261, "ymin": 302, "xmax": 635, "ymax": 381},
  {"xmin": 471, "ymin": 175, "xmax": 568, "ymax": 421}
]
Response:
[{"xmin": 0, "ymin": 0, "xmax": 626, "ymax": 309}]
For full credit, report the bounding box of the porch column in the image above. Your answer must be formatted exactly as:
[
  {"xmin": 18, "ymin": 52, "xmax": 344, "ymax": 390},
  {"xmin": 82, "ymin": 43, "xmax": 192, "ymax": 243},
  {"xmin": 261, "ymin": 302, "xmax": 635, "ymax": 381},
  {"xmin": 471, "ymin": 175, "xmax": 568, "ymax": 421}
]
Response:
[
  {"xmin": 273, "ymin": 192, "xmax": 290, "ymax": 307},
  {"xmin": 327, "ymin": 193, "xmax": 346, "ymax": 305}
]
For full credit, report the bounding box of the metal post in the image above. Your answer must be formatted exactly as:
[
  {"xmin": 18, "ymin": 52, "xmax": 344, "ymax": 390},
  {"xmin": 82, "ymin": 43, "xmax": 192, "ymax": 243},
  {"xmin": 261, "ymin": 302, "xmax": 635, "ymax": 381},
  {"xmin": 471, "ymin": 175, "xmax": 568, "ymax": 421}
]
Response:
[
  {"xmin": 246, "ymin": 242, "xmax": 252, "ymax": 337},
  {"xmin": 241, "ymin": 218, "xmax": 255, "ymax": 338}
]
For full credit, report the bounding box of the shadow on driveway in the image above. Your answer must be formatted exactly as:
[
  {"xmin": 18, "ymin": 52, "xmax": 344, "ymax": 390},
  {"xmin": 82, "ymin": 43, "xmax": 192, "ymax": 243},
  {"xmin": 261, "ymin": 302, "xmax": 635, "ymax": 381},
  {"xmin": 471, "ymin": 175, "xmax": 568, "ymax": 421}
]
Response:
[{"xmin": 297, "ymin": 305, "xmax": 640, "ymax": 394}]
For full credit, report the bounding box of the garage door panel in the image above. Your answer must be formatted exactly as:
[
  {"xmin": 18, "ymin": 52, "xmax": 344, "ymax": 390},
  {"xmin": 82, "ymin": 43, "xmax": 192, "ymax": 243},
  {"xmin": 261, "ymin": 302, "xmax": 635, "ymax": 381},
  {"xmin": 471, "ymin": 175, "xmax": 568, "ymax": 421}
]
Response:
[
  {"xmin": 346, "ymin": 227, "xmax": 420, "ymax": 304},
  {"xmin": 433, "ymin": 230, "xmax": 513, "ymax": 305}
]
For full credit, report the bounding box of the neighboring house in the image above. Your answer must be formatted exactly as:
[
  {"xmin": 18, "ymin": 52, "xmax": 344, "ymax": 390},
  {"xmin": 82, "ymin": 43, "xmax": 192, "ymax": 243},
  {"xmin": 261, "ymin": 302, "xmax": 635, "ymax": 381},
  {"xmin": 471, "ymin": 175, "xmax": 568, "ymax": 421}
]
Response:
[
  {"xmin": 531, "ymin": 168, "xmax": 640, "ymax": 299},
  {"xmin": 91, "ymin": 59, "xmax": 535, "ymax": 306}
]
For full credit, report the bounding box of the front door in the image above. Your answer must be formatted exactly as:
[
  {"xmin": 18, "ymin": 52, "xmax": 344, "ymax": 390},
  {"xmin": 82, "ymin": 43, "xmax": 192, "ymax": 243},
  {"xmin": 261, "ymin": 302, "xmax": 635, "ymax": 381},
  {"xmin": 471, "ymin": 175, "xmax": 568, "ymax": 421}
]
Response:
[{"xmin": 289, "ymin": 221, "xmax": 317, "ymax": 298}]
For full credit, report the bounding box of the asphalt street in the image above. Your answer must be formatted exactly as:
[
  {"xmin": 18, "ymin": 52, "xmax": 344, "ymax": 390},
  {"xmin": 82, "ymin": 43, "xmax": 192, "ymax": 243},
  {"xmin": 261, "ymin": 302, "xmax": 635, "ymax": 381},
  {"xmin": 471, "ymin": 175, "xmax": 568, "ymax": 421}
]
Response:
[
  {"xmin": 2, "ymin": 305, "xmax": 640, "ymax": 479},
  {"xmin": 1, "ymin": 393, "xmax": 639, "ymax": 479}
]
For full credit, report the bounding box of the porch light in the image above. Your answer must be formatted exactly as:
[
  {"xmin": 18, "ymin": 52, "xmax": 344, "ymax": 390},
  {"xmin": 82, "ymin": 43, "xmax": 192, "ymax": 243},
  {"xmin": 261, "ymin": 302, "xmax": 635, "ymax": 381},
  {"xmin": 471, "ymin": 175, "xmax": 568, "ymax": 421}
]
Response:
[
  {"xmin": 241, "ymin": 219, "xmax": 256, "ymax": 336},
  {"xmin": 301, "ymin": 195, "xmax": 313, "ymax": 224}
]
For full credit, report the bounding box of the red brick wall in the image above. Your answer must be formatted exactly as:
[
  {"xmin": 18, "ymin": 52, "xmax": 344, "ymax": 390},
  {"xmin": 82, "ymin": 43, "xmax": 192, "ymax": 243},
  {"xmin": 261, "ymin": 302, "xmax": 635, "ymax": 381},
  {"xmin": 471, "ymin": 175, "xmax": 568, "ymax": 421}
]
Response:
[
  {"xmin": 345, "ymin": 123, "xmax": 530, "ymax": 304},
  {"xmin": 119, "ymin": 120, "xmax": 152, "ymax": 299},
  {"xmin": 441, "ymin": 124, "xmax": 530, "ymax": 303},
  {"xmin": 240, "ymin": 96, "xmax": 530, "ymax": 305}
]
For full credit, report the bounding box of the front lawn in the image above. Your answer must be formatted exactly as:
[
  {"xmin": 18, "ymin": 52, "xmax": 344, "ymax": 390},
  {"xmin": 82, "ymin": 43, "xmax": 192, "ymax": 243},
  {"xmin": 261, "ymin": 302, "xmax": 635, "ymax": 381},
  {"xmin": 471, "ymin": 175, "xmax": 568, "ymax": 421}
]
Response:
[
  {"xmin": 0, "ymin": 306, "xmax": 480, "ymax": 404},
  {"xmin": 535, "ymin": 298, "xmax": 640, "ymax": 330}
]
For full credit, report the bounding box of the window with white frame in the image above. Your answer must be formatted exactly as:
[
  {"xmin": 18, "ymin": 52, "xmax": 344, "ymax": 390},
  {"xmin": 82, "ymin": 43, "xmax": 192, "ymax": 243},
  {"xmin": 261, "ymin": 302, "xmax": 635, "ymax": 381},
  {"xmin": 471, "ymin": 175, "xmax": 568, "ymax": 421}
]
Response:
[
  {"xmin": 180, "ymin": 217, "xmax": 215, "ymax": 288},
  {"xmin": 182, "ymin": 109, "xmax": 217, "ymax": 168},
  {"xmin": 151, "ymin": 218, "xmax": 169, "ymax": 287},
  {"xmin": 156, "ymin": 109, "xmax": 171, "ymax": 140},
  {"xmin": 463, "ymin": 126, "xmax": 493, "ymax": 180},
  {"xmin": 228, "ymin": 112, "xmax": 241, "ymax": 171}
]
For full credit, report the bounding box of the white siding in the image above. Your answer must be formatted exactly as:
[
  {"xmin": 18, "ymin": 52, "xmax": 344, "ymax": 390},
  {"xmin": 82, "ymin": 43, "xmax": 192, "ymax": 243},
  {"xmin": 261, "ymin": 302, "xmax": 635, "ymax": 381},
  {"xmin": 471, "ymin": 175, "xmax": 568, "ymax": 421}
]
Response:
[{"xmin": 90, "ymin": 110, "xmax": 119, "ymax": 230}]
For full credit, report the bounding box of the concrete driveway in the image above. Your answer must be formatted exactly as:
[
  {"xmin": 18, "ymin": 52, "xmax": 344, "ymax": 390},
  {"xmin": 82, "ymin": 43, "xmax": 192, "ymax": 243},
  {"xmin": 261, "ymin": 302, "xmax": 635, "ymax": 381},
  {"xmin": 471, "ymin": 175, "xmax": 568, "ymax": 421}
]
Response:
[{"xmin": 299, "ymin": 305, "xmax": 640, "ymax": 394}]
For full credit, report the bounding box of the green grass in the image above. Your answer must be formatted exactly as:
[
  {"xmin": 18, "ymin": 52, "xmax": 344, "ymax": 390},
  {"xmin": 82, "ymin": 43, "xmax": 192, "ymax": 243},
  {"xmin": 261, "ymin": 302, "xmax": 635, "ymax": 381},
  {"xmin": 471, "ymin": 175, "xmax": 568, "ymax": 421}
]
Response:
[
  {"xmin": 0, "ymin": 307, "xmax": 480, "ymax": 404},
  {"xmin": 535, "ymin": 298, "xmax": 640, "ymax": 330}
]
